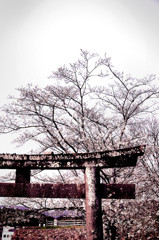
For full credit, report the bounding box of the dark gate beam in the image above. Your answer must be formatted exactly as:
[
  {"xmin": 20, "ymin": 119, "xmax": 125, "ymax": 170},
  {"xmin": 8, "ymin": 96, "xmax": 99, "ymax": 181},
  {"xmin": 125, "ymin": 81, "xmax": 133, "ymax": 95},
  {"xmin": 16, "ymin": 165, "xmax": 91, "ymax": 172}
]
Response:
[
  {"xmin": 0, "ymin": 183, "xmax": 135, "ymax": 199},
  {"xmin": 0, "ymin": 145, "xmax": 145, "ymax": 169}
]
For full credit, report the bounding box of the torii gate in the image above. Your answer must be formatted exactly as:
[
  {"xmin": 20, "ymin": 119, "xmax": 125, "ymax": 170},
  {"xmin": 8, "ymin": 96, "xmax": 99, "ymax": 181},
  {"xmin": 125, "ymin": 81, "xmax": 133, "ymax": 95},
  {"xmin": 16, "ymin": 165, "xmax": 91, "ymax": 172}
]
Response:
[{"xmin": 0, "ymin": 145, "xmax": 145, "ymax": 240}]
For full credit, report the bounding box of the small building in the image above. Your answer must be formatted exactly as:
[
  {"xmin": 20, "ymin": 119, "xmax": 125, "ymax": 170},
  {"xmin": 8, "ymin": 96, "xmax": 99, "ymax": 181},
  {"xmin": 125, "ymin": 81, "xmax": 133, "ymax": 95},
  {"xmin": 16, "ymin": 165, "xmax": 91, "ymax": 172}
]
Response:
[{"xmin": 2, "ymin": 226, "xmax": 15, "ymax": 240}]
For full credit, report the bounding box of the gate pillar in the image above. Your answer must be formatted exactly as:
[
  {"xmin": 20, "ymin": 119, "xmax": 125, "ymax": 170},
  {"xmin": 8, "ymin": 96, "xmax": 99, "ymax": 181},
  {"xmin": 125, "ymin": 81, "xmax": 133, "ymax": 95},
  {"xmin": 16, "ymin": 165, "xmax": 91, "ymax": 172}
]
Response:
[
  {"xmin": 85, "ymin": 167, "xmax": 103, "ymax": 240},
  {"xmin": 16, "ymin": 168, "xmax": 30, "ymax": 183}
]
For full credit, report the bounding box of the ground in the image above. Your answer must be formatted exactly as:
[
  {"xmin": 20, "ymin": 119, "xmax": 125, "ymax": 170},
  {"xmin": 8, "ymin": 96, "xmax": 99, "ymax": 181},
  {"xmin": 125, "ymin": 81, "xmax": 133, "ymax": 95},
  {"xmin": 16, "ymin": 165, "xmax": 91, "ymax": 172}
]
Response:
[{"xmin": 11, "ymin": 226, "xmax": 86, "ymax": 240}]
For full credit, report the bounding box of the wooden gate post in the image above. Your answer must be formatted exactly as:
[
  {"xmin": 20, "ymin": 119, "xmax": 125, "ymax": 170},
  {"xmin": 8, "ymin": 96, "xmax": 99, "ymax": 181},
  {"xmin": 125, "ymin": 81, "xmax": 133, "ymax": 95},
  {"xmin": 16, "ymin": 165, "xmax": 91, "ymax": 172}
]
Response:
[
  {"xmin": 16, "ymin": 168, "xmax": 30, "ymax": 183},
  {"xmin": 85, "ymin": 167, "xmax": 103, "ymax": 240}
]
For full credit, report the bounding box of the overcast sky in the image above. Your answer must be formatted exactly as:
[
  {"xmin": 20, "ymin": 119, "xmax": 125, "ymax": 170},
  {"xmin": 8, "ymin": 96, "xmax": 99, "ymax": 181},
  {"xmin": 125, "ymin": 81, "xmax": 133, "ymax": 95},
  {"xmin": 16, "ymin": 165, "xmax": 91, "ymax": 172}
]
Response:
[{"xmin": 0, "ymin": 0, "xmax": 159, "ymax": 153}]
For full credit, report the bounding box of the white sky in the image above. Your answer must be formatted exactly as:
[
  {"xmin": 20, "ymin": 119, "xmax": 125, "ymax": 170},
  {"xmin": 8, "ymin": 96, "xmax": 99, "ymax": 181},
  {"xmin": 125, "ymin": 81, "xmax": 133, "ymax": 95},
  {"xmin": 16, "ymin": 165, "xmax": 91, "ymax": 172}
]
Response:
[{"xmin": 0, "ymin": 0, "xmax": 159, "ymax": 153}]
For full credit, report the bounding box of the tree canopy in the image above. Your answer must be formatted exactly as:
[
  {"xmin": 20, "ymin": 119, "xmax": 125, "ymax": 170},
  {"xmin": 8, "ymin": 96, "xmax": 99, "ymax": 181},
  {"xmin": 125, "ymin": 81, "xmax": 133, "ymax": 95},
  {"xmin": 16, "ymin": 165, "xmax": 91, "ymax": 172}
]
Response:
[
  {"xmin": 0, "ymin": 50, "xmax": 158, "ymax": 154},
  {"xmin": 0, "ymin": 50, "xmax": 159, "ymax": 239}
]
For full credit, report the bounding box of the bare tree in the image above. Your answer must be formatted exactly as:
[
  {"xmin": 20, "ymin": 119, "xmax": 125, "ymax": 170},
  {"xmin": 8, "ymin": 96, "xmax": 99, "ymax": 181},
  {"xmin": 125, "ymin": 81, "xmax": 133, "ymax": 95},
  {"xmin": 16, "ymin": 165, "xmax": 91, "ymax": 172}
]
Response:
[
  {"xmin": 0, "ymin": 50, "xmax": 158, "ymax": 153},
  {"xmin": 0, "ymin": 50, "xmax": 159, "ymax": 238}
]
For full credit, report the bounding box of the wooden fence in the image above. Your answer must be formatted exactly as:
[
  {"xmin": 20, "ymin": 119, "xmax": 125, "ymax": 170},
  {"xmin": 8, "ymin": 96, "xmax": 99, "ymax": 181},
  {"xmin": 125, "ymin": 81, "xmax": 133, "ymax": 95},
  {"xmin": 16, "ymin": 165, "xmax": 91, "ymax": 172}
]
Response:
[{"xmin": 46, "ymin": 219, "xmax": 86, "ymax": 227}]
